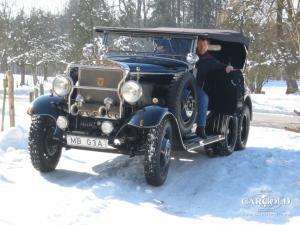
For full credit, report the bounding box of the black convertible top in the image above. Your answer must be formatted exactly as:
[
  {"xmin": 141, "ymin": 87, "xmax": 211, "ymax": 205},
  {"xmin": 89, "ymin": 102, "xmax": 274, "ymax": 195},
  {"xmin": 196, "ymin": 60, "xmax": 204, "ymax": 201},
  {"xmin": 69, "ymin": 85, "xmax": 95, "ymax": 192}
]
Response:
[{"xmin": 95, "ymin": 26, "xmax": 249, "ymax": 47}]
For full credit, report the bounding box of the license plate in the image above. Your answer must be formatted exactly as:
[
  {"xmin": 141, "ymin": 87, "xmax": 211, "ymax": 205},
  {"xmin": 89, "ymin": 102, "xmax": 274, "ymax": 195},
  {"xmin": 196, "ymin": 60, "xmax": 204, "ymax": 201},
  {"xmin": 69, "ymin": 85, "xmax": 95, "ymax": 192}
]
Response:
[{"xmin": 66, "ymin": 135, "xmax": 108, "ymax": 149}]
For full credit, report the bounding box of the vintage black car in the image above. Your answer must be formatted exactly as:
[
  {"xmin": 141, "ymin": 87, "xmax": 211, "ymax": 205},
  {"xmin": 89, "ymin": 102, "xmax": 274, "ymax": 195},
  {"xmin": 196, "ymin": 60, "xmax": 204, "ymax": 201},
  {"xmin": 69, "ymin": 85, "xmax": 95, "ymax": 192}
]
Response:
[{"xmin": 27, "ymin": 27, "xmax": 252, "ymax": 186}]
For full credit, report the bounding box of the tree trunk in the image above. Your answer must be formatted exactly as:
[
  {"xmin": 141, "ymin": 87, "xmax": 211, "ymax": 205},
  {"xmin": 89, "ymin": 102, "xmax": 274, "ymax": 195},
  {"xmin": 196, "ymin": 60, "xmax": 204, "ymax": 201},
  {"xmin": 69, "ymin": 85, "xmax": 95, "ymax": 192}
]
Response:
[
  {"xmin": 1, "ymin": 50, "xmax": 9, "ymax": 73},
  {"xmin": 254, "ymin": 83, "xmax": 265, "ymax": 94},
  {"xmin": 32, "ymin": 63, "xmax": 38, "ymax": 86},
  {"xmin": 1, "ymin": 78, "xmax": 7, "ymax": 131},
  {"xmin": 246, "ymin": 78, "xmax": 255, "ymax": 93},
  {"xmin": 193, "ymin": 0, "xmax": 199, "ymax": 28},
  {"xmin": 171, "ymin": 0, "xmax": 175, "ymax": 26},
  {"xmin": 286, "ymin": 79, "xmax": 299, "ymax": 94},
  {"xmin": 7, "ymin": 71, "xmax": 15, "ymax": 128},
  {"xmin": 43, "ymin": 63, "xmax": 48, "ymax": 81},
  {"xmin": 20, "ymin": 62, "xmax": 26, "ymax": 86},
  {"xmin": 142, "ymin": 0, "xmax": 147, "ymax": 27},
  {"xmin": 176, "ymin": 0, "xmax": 181, "ymax": 27},
  {"xmin": 137, "ymin": 0, "xmax": 142, "ymax": 27},
  {"xmin": 277, "ymin": 0, "xmax": 284, "ymax": 38}
]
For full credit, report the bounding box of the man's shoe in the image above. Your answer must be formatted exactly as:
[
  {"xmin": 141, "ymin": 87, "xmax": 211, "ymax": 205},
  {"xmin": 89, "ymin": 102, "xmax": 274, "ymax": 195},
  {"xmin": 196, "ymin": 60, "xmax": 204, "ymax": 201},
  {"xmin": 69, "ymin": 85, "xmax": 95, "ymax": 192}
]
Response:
[{"xmin": 196, "ymin": 126, "xmax": 207, "ymax": 139}]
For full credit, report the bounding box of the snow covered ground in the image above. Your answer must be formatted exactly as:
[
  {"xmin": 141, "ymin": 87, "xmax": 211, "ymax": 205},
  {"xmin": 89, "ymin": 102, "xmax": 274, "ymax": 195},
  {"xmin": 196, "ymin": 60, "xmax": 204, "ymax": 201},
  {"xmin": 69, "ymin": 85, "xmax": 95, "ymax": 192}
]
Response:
[
  {"xmin": 0, "ymin": 73, "xmax": 52, "ymax": 97},
  {"xmin": 0, "ymin": 75, "xmax": 300, "ymax": 225},
  {"xmin": 252, "ymin": 80, "xmax": 300, "ymax": 116},
  {"xmin": 0, "ymin": 126, "xmax": 299, "ymax": 225}
]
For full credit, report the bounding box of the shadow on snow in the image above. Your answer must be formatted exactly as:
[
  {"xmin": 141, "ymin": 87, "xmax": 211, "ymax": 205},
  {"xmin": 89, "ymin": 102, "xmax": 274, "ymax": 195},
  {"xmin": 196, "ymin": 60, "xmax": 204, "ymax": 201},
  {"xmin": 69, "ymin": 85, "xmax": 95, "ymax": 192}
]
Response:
[{"xmin": 42, "ymin": 146, "xmax": 300, "ymax": 224}]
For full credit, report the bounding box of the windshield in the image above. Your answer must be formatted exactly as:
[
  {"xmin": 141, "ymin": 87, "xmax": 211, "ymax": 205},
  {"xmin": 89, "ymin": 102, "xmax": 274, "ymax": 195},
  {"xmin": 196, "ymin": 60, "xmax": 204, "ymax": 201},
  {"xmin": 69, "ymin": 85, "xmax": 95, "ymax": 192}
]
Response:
[{"xmin": 102, "ymin": 33, "xmax": 194, "ymax": 61}]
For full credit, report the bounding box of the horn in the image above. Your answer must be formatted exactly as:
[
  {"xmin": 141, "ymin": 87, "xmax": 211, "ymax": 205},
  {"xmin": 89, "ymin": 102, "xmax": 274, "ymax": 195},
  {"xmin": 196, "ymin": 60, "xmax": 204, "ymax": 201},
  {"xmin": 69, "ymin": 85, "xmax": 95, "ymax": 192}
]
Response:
[{"xmin": 70, "ymin": 104, "xmax": 79, "ymax": 116}]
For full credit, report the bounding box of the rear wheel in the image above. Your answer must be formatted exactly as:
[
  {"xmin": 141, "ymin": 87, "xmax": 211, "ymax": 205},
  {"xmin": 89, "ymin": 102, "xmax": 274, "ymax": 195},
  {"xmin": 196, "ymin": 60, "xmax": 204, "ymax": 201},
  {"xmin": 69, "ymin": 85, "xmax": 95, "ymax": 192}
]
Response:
[
  {"xmin": 144, "ymin": 117, "xmax": 173, "ymax": 186},
  {"xmin": 29, "ymin": 116, "xmax": 62, "ymax": 172},
  {"xmin": 217, "ymin": 116, "xmax": 238, "ymax": 156},
  {"xmin": 235, "ymin": 105, "xmax": 250, "ymax": 150}
]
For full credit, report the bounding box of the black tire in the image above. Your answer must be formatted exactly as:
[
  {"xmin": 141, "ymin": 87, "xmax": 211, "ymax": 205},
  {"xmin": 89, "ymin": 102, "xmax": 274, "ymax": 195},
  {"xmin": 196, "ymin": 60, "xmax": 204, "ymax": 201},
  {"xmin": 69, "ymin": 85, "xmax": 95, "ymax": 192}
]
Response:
[
  {"xmin": 29, "ymin": 116, "xmax": 62, "ymax": 172},
  {"xmin": 144, "ymin": 117, "xmax": 173, "ymax": 186},
  {"xmin": 167, "ymin": 73, "xmax": 198, "ymax": 136},
  {"xmin": 235, "ymin": 105, "xmax": 250, "ymax": 150},
  {"xmin": 217, "ymin": 116, "xmax": 238, "ymax": 156}
]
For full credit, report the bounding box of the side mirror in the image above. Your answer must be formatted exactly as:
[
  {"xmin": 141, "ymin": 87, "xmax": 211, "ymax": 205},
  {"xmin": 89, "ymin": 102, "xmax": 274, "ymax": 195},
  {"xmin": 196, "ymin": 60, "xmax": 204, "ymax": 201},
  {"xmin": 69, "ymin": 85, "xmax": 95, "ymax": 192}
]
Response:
[{"xmin": 186, "ymin": 53, "xmax": 199, "ymax": 64}]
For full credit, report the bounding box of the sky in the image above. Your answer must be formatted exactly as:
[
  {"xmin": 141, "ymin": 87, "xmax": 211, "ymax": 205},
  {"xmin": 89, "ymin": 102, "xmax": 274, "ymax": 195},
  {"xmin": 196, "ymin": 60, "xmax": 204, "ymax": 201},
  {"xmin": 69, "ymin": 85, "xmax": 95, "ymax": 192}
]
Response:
[{"xmin": 14, "ymin": 0, "xmax": 68, "ymax": 14}]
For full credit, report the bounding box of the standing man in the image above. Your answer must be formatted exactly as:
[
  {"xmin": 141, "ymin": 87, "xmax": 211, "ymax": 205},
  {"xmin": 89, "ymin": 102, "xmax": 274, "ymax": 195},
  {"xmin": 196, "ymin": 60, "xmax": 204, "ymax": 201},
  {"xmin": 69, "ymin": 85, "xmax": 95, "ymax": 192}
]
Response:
[{"xmin": 195, "ymin": 37, "xmax": 234, "ymax": 139}]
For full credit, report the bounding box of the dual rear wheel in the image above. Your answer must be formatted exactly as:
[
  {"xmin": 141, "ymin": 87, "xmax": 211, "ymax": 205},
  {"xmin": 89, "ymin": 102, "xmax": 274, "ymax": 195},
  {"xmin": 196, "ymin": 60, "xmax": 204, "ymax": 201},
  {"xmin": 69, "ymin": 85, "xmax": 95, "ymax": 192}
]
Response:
[{"xmin": 209, "ymin": 105, "xmax": 251, "ymax": 156}]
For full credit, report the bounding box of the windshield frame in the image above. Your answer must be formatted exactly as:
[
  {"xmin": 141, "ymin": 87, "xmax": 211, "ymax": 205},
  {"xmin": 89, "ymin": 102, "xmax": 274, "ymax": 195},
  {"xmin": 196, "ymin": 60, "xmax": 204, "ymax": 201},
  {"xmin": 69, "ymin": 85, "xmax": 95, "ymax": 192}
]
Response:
[{"xmin": 102, "ymin": 31, "xmax": 197, "ymax": 61}]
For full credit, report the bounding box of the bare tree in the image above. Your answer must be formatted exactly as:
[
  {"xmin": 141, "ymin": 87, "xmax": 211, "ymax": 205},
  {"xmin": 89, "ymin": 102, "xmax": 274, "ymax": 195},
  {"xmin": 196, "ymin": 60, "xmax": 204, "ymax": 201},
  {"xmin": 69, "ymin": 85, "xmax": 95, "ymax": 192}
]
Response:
[{"xmin": 277, "ymin": 0, "xmax": 299, "ymax": 93}]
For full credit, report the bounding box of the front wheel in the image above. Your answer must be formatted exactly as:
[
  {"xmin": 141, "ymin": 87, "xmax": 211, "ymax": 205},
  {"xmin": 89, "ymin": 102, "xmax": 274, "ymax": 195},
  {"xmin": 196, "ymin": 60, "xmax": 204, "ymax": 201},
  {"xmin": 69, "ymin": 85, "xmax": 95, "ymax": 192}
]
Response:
[
  {"xmin": 144, "ymin": 117, "xmax": 173, "ymax": 186},
  {"xmin": 29, "ymin": 116, "xmax": 62, "ymax": 172}
]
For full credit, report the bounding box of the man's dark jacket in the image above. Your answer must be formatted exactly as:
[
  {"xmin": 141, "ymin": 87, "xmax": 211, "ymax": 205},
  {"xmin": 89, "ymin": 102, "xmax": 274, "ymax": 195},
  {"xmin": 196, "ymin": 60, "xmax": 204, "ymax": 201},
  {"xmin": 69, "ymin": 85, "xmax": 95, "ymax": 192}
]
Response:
[{"xmin": 196, "ymin": 52, "xmax": 227, "ymax": 88}]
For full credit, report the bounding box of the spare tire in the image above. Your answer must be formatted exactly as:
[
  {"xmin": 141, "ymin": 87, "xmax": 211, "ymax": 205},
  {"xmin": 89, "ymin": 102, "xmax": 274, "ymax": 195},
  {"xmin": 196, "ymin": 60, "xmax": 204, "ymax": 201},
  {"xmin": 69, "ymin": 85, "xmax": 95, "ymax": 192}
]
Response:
[{"xmin": 167, "ymin": 73, "xmax": 198, "ymax": 136}]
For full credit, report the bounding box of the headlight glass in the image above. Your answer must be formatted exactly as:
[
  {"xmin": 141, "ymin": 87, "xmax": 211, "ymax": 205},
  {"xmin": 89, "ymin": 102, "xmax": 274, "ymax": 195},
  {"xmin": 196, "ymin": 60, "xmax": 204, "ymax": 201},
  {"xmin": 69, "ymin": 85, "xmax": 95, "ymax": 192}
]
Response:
[
  {"xmin": 52, "ymin": 75, "xmax": 73, "ymax": 97},
  {"xmin": 121, "ymin": 81, "xmax": 143, "ymax": 104}
]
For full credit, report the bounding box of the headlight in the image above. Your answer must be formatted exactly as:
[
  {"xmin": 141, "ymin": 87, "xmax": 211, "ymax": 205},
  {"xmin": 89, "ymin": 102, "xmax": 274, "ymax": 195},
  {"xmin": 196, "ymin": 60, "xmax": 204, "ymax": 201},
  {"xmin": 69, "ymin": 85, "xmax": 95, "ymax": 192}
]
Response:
[
  {"xmin": 52, "ymin": 75, "xmax": 73, "ymax": 97},
  {"xmin": 101, "ymin": 121, "xmax": 114, "ymax": 135},
  {"xmin": 121, "ymin": 81, "xmax": 142, "ymax": 104}
]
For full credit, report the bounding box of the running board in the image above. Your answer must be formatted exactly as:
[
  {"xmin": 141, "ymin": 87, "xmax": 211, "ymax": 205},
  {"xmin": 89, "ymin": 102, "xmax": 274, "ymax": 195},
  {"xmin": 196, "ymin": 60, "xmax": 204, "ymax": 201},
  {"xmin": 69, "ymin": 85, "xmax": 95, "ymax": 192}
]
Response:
[{"xmin": 183, "ymin": 135, "xmax": 225, "ymax": 152}]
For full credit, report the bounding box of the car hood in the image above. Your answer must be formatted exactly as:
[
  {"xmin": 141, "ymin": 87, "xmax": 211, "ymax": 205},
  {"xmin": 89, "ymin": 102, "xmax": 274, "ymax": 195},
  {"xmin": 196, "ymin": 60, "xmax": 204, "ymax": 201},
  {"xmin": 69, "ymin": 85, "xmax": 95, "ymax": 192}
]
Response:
[{"xmin": 107, "ymin": 56, "xmax": 189, "ymax": 73}]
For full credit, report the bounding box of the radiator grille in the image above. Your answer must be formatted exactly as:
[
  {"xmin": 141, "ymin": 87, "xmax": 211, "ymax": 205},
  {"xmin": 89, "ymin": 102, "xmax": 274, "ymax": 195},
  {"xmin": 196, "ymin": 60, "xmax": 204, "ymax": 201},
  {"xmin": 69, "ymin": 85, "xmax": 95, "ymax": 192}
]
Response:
[{"xmin": 78, "ymin": 67, "xmax": 123, "ymax": 104}]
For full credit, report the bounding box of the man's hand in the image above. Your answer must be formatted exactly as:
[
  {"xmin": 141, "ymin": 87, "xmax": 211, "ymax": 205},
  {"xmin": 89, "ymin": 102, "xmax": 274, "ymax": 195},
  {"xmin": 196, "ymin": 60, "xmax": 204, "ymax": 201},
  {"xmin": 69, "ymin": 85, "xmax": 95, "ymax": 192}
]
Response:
[{"xmin": 225, "ymin": 65, "xmax": 234, "ymax": 74}]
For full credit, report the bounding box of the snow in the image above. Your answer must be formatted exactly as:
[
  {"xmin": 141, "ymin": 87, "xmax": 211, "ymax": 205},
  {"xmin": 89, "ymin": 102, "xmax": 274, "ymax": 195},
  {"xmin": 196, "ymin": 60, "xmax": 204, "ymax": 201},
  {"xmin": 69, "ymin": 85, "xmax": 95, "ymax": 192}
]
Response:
[
  {"xmin": 0, "ymin": 73, "xmax": 52, "ymax": 131},
  {"xmin": 0, "ymin": 76, "xmax": 299, "ymax": 225},
  {"xmin": 252, "ymin": 80, "xmax": 300, "ymax": 116},
  {"xmin": 0, "ymin": 126, "xmax": 300, "ymax": 225},
  {"xmin": 0, "ymin": 126, "xmax": 27, "ymax": 151},
  {"xmin": 0, "ymin": 73, "xmax": 52, "ymax": 97}
]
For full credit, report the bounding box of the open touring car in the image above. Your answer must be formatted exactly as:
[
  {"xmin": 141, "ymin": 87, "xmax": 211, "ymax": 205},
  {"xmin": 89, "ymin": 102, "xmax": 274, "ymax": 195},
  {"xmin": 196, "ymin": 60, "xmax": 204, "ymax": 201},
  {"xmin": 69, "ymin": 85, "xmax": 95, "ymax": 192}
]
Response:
[{"xmin": 27, "ymin": 27, "xmax": 252, "ymax": 186}]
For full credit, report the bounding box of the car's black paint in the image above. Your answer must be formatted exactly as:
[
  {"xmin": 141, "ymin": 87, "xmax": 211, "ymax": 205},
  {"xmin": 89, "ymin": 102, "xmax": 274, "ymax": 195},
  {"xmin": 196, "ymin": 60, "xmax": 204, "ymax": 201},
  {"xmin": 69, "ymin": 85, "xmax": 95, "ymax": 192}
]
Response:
[
  {"xmin": 127, "ymin": 105, "xmax": 169, "ymax": 128},
  {"xmin": 108, "ymin": 56, "xmax": 189, "ymax": 73},
  {"xmin": 30, "ymin": 95, "xmax": 64, "ymax": 120}
]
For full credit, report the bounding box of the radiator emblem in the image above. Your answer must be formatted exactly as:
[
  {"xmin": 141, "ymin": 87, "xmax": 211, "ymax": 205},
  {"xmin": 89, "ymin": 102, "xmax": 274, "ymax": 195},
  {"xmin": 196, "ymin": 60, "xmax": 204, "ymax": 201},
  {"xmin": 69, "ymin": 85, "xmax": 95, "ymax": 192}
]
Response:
[{"xmin": 97, "ymin": 78, "xmax": 105, "ymax": 87}]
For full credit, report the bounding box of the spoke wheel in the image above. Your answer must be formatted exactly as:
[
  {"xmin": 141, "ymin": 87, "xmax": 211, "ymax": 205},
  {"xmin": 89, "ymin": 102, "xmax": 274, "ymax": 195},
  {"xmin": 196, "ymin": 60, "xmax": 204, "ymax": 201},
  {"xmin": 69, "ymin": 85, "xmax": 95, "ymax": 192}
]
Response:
[
  {"xmin": 217, "ymin": 116, "xmax": 238, "ymax": 156},
  {"xmin": 181, "ymin": 85, "xmax": 196, "ymax": 124},
  {"xmin": 167, "ymin": 73, "xmax": 198, "ymax": 136}
]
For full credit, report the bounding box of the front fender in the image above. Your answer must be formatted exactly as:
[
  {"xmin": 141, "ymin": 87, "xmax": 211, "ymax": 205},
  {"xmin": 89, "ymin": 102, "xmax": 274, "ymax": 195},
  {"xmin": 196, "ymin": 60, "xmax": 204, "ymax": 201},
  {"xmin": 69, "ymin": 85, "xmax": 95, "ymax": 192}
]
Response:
[
  {"xmin": 27, "ymin": 95, "xmax": 64, "ymax": 120},
  {"xmin": 128, "ymin": 105, "xmax": 170, "ymax": 128}
]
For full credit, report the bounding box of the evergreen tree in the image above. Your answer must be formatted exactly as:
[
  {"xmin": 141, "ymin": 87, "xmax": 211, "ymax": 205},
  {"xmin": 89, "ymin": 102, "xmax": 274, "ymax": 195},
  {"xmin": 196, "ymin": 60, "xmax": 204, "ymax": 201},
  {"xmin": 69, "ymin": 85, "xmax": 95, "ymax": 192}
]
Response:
[{"xmin": 66, "ymin": 0, "xmax": 113, "ymax": 61}]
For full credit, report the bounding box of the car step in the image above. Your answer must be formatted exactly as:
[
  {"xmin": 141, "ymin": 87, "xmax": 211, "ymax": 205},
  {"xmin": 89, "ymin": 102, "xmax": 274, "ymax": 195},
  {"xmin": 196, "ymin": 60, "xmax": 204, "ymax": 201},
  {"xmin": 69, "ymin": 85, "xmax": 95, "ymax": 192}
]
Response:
[{"xmin": 183, "ymin": 134, "xmax": 225, "ymax": 151}]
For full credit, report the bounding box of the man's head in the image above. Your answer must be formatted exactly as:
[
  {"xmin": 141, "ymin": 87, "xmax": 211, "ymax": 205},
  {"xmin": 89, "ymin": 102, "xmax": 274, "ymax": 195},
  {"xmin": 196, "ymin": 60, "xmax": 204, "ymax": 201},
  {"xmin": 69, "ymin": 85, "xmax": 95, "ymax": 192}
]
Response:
[{"xmin": 197, "ymin": 37, "xmax": 209, "ymax": 55}]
